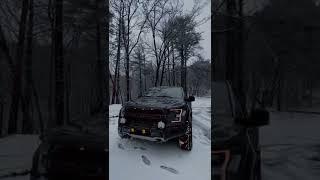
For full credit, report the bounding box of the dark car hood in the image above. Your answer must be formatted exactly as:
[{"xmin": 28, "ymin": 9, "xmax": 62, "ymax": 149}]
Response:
[
  {"xmin": 213, "ymin": 115, "xmax": 242, "ymax": 148},
  {"xmin": 125, "ymin": 96, "xmax": 185, "ymax": 109},
  {"xmin": 44, "ymin": 126, "xmax": 105, "ymax": 146},
  {"xmin": 43, "ymin": 116, "xmax": 106, "ymax": 149}
]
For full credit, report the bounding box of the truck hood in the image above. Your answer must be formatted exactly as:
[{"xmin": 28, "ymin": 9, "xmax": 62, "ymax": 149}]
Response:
[
  {"xmin": 125, "ymin": 96, "xmax": 185, "ymax": 109},
  {"xmin": 42, "ymin": 115, "xmax": 106, "ymax": 149},
  {"xmin": 44, "ymin": 126, "xmax": 105, "ymax": 147}
]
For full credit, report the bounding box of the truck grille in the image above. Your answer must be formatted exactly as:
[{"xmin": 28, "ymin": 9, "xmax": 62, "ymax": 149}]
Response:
[
  {"xmin": 48, "ymin": 145, "xmax": 105, "ymax": 176},
  {"xmin": 125, "ymin": 108, "xmax": 165, "ymax": 128}
]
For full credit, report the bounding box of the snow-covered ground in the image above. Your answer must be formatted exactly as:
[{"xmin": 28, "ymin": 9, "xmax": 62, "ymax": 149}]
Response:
[
  {"xmin": 260, "ymin": 110, "xmax": 320, "ymax": 180},
  {"xmin": 0, "ymin": 135, "xmax": 40, "ymax": 180},
  {"xmin": 2, "ymin": 95, "xmax": 319, "ymax": 180},
  {"xmin": 109, "ymin": 97, "xmax": 211, "ymax": 180}
]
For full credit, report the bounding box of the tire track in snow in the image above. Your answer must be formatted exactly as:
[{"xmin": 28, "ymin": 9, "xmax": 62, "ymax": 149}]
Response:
[{"xmin": 192, "ymin": 105, "xmax": 211, "ymax": 141}]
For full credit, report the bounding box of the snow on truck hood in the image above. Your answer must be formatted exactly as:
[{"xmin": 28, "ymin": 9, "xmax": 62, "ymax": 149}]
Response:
[
  {"xmin": 125, "ymin": 96, "xmax": 186, "ymax": 109},
  {"xmin": 45, "ymin": 126, "xmax": 105, "ymax": 144}
]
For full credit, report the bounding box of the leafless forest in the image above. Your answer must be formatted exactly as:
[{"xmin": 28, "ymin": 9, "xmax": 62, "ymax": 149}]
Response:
[
  {"xmin": 213, "ymin": 0, "xmax": 320, "ymax": 112},
  {"xmin": 0, "ymin": 0, "xmax": 106, "ymax": 136},
  {"xmin": 109, "ymin": 0, "xmax": 211, "ymax": 104}
]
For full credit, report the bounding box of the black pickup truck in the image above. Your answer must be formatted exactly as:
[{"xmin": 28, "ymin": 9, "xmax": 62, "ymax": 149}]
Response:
[
  {"xmin": 212, "ymin": 81, "xmax": 269, "ymax": 180},
  {"xmin": 118, "ymin": 86, "xmax": 195, "ymax": 150},
  {"xmin": 29, "ymin": 114, "xmax": 107, "ymax": 180}
]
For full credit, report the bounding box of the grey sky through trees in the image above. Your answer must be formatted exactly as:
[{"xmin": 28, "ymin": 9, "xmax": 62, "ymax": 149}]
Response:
[{"xmin": 184, "ymin": 0, "xmax": 211, "ymax": 60}]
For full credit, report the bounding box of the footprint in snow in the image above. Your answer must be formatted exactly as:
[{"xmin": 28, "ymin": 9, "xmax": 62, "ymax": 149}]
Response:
[
  {"xmin": 141, "ymin": 155, "xmax": 151, "ymax": 165},
  {"xmin": 134, "ymin": 146, "xmax": 147, "ymax": 150},
  {"xmin": 200, "ymin": 140, "xmax": 210, "ymax": 145},
  {"xmin": 118, "ymin": 143, "xmax": 124, "ymax": 150},
  {"xmin": 160, "ymin": 165, "xmax": 179, "ymax": 174}
]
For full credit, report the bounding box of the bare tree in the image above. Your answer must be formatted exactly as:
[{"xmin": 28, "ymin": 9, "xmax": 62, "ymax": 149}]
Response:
[
  {"xmin": 23, "ymin": 0, "xmax": 34, "ymax": 133},
  {"xmin": 132, "ymin": 43, "xmax": 146, "ymax": 97},
  {"xmin": 9, "ymin": 0, "xmax": 29, "ymax": 134},
  {"xmin": 168, "ymin": 14, "xmax": 201, "ymax": 94},
  {"xmin": 110, "ymin": 0, "xmax": 124, "ymax": 104},
  {"xmin": 109, "ymin": 0, "xmax": 208, "ymax": 100},
  {"xmin": 54, "ymin": 0, "xmax": 64, "ymax": 126},
  {"xmin": 119, "ymin": 0, "xmax": 162, "ymax": 101}
]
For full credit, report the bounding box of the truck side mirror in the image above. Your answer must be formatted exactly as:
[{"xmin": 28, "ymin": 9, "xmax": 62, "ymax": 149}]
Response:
[{"xmin": 188, "ymin": 96, "xmax": 195, "ymax": 102}]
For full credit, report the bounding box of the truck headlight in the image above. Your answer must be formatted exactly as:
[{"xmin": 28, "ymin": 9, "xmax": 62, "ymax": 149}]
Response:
[
  {"xmin": 170, "ymin": 109, "xmax": 186, "ymax": 122},
  {"xmin": 157, "ymin": 121, "xmax": 165, "ymax": 129}
]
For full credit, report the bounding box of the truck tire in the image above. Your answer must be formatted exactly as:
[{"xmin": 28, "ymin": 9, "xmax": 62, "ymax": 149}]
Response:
[{"xmin": 178, "ymin": 115, "xmax": 192, "ymax": 151}]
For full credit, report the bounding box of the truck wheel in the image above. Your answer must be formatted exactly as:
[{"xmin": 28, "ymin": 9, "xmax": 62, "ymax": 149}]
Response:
[
  {"xmin": 118, "ymin": 127, "xmax": 129, "ymax": 139},
  {"xmin": 254, "ymin": 150, "xmax": 262, "ymax": 180},
  {"xmin": 178, "ymin": 118, "xmax": 192, "ymax": 151}
]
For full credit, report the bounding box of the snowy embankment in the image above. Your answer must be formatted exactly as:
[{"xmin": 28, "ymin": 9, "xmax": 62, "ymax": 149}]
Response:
[
  {"xmin": 109, "ymin": 97, "xmax": 211, "ymax": 180},
  {"xmin": 261, "ymin": 110, "xmax": 320, "ymax": 180},
  {"xmin": 0, "ymin": 135, "xmax": 40, "ymax": 180}
]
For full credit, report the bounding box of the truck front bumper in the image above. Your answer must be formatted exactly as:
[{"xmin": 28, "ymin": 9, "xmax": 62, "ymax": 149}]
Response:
[{"xmin": 118, "ymin": 125, "xmax": 185, "ymax": 142}]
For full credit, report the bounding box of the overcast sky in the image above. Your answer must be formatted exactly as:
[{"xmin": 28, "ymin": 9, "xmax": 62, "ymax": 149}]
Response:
[{"xmin": 183, "ymin": 0, "xmax": 211, "ymax": 60}]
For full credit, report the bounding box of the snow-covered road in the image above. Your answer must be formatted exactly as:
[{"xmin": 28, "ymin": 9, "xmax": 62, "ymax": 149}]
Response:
[
  {"xmin": 109, "ymin": 97, "xmax": 211, "ymax": 180},
  {"xmin": 260, "ymin": 111, "xmax": 320, "ymax": 180},
  {"xmin": 4, "ymin": 96, "xmax": 319, "ymax": 180},
  {"xmin": 0, "ymin": 135, "xmax": 39, "ymax": 180}
]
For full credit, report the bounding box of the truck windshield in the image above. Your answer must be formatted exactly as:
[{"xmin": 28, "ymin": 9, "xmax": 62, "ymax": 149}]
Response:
[{"xmin": 144, "ymin": 87, "xmax": 184, "ymax": 99}]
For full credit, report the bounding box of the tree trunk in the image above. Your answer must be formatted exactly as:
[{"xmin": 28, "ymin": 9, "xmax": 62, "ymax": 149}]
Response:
[
  {"xmin": 31, "ymin": 79, "xmax": 43, "ymax": 135},
  {"xmin": 0, "ymin": 22, "xmax": 15, "ymax": 137},
  {"xmin": 172, "ymin": 43, "xmax": 175, "ymax": 86},
  {"xmin": 236, "ymin": 0, "xmax": 246, "ymax": 112},
  {"xmin": 125, "ymin": 52, "xmax": 130, "ymax": 101},
  {"xmin": 66, "ymin": 64, "xmax": 71, "ymax": 124},
  {"xmin": 23, "ymin": 0, "xmax": 34, "ymax": 133},
  {"xmin": 139, "ymin": 53, "xmax": 143, "ymax": 96},
  {"xmin": 113, "ymin": 19, "xmax": 122, "ymax": 104},
  {"xmin": 116, "ymin": 64, "xmax": 120, "ymax": 103},
  {"xmin": 120, "ymin": 9, "xmax": 130, "ymax": 102},
  {"xmin": 277, "ymin": 75, "xmax": 282, "ymax": 111},
  {"xmin": 160, "ymin": 50, "xmax": 166, "ymax": 86},
  {"xmin": 54, "ymin": 0, "xmax": 64, "ymax": 126},
  {"xmin": 0, "ymin": 101, "xmax": 3, "ymax": 136},
  {"xmin": 167, "ymin": 46, "xmax": 171, "ymax": 86},
  {"xmin": 95, "ymin": 0, "xmax": 103, "ymax": 109},
  {"xmin": 152, "ymin": 27, "xmax": 160, "ymax": 86},
  {"xmin": 0, "ymin": 25, "xmax": 15, "ymax": 71},
  {"xmin": 48, "ymin": 0, "xmax": 55, "ymax": 128},
  {"xmin": 309, "ymin": 80, "xmax": 313, "ymax": 107},
  {"xmin": 180, "ymin": 47, "xmax": 186, "ymax": 94},
  {"xmin": 9, "ymin": 0, "xmax": 29, "ymax": 134},
  {"xmin": 144, "ymin": 54, "xmax": 147, "ymax": 91}
]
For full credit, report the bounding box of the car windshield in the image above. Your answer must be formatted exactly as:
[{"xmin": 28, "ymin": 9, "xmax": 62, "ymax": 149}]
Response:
[{"xmin": 144, "ymin": 87, "xmax": 184, "ymax": 99}]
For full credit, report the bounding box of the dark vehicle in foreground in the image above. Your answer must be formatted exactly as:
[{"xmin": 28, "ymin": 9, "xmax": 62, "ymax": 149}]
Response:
[
  {"xmin": 212, "ymin": 81, "xmax": 269, "ymax": 180},
  {"xmin": 30, "ymin": 114, "xmax": 106, "ymax": 180},
  {"xmin": 118, "ymin": 86, "xmax": 195, "ymax": 150}
]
